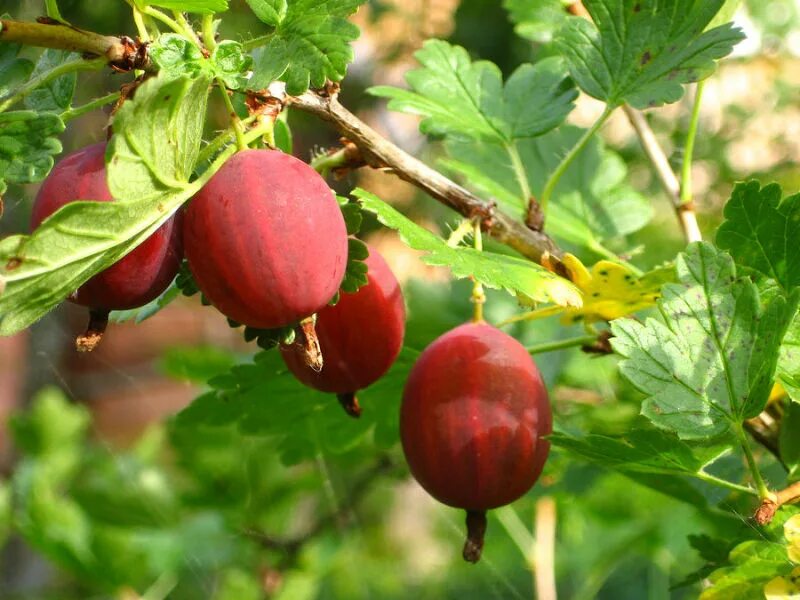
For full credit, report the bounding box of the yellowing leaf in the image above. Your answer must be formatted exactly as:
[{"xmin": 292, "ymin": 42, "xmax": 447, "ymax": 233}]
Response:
[
  {"xmin": 509, "ymin": 254, "xmax": 673, "ymax": 325},
  {"xmin": 765, "ymin": 567, "xmax": 800, "ymax": 599},
  {"xmin": 786, "ymin": 515, "xmax": 800, "ymax": 564},
  {"xmin": 559, "ymin": 255, "xmax": 674, "ymax": 324}
]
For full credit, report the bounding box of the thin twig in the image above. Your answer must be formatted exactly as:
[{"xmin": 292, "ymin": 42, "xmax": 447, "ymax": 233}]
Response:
[
  {"xmin": 534, "ymin": 497, "xmax": 557, "ymax": 600},
  {"xmin": 623, "ymin": 105, "xmax": 702, "ymax": 243},
  {"xmin": 243, "ymin": 456, "xmax": 397, "ymax": 559},
  {"xmin": 755, "ymin": 480, "xmax": 800, "ymax": 525},
  {"xmin": 290, "ymin": 90, "xmax": 566, "ymax": 268}
]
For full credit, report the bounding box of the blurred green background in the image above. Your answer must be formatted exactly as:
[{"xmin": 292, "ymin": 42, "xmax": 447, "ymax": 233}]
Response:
[{"xmin": 1, "ymin": 0, "xmax": 799, "ymax": 598}]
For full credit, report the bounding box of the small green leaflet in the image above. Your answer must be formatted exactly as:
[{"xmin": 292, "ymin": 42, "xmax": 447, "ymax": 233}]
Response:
[
  {"xmin": 556, "ymin": 0, "xmax": 745, "ymax": 108},
  {"xmin": 354, "ymin": 188, "xmax": 582, "ymax": 309},
  {"xmin": 699, "ymin": 541, "xmax": 792, "ymax": 600},
  {"xmin": 504, "ymin": 0, "xmax": 574, "ymax": 43},
  {"xmin": 549, "ymin": 428, "xmax": 730, "ymax": 477},
  {"xmin": 150, "ymin": 36, "xmax": 251, "ymax": 90},
  {"xmin": 370, "ymin": 40, "xmax": 577, "ymax": 143},
  {"xmin": 247, "ymin": 0, "xmax": 366, "ymax": 95},
  {"xmin": 174, "ymin": 348, "xmax": 419, "ymax": 465},
  {"xmin": 611, "ymin": 242, "xmax": 798, "ymax": 440},
  {"xmin": 443, "ymin": 126, "xmax": 651, "ymax": 250},
  {"xmin": 134, "ymin": 0, "xmax": 228, "ymax": 14},
  {"xmin": 0, "ymin": 74, "xmax": 210, "ymax": 334},
  {"xmin": 24, "ymin": 49, "xmax": 78, "ymax": 113},
  {"xmin": 0, "ymin": 40, "xmax": 34, "ymax": 100},
  {"xmin": 0, "ymin": 111, "xmax": 64, "ymax": 195},
  {"xmin": 717, "ymin": 182, "xmax": 800, "ymax": 294}
]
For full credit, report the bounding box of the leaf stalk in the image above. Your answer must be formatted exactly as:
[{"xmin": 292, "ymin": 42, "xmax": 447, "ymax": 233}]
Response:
[{"xmin": 539, "ymin": 105, "xmax": 613, "ymax": 212}]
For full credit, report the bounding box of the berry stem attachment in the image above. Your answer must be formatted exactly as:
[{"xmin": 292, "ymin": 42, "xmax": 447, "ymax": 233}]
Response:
[
  {"xmin": 337, "ymin": 393, "xmax": 362, "ymax": 419},
  {"xmin": 299, "ymin": 316, "xmax": 323, "ymax": 372},
  {"xmin": 471, "ymin": 220, "xmax": 485, "ymax": 323},
  {"xmin": 75, "ymin": 308, "xmax": 109, "ymax": 352},
  {"xmin": 463, "ymin": 510, "xmax": 487, "ymax": 563}
]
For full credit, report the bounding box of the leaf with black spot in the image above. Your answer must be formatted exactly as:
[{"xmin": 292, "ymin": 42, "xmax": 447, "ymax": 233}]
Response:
[{"xmin": 556, "ymin": 0, "xmax": 745, "ymax": 108}]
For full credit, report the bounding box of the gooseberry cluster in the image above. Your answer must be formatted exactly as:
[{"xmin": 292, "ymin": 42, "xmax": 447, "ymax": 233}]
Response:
[{"xmin": 32, "ymin": 145, "xmax": 552, "ymax": 561}]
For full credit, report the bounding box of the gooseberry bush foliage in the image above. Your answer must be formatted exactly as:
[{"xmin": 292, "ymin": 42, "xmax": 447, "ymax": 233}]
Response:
[{"xmin": 2, "ymin": 0, "xmax": 800, "ymax": 597}]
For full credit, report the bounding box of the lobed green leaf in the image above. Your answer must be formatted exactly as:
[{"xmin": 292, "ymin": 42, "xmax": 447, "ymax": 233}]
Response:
[
  {"xmin": 556, "ymin": 0, "xmax": 745, "ymax": 108},
  {"xmin": 0, "ymin": 74, "xmax": 210, "ymax": 334},
  {"xmin": 443, "ymin": 126, "xmax": 652, "ymax": 249},
  {"xmin": 611, "ymin": 242, "xmax": 797, "ymax": 439},
  {"xmin": 354, "ymin": 188, "xmax": 582, "ymax": 308},
  {"xmin": 0, "ymin": 110, "xmax": 63, "ymax": 195},
  {"xmin": 248, "ymin": 0, "xmax": 366, "ymax": 95},
  {"xmin": 504, "ymin": 0, "xmax": 574, "ymax": 43},
  {"xmin": 24, "ymin": 49, "xmax": 78, "ymax": 113},
  {"xmin": 717, "ymin": 181, "xmax": 800, "ymax": 294},
  {"xmin": 370, "ymin": 40, "xmax": 577, "ymax": 143}
]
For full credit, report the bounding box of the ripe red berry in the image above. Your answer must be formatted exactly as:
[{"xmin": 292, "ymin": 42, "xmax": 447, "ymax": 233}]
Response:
[
  {"xmin": 31, "ymin": 142, "xmax": 183, "ymax": 349},
  {"xmin": 280, "ymin": 248, "xmax": 405, "ymax": 417},
  {"xmin": 183, "ymin": 149, "xmax": 348, "ymax": 329},
  {"xmin": 400, "ymin": 322, "xmax": 552, "ymax": 562}
]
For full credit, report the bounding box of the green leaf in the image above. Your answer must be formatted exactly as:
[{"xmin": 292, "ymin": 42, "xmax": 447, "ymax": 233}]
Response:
[
  {"xmin": 556, "ymin": 0, "xmax": 745, "ymax": 108},
  {"xmin": 340, "ymin": 237, "xmax": 369, "ymax": 294},
  {"xmin": 174, "ymin": 348, "xmax": 418, "ymax": 465},
  {"xmin": 0, "ymin": 74, "xmax": 209, "ymax": 334},
  {"xmin": 780, "ymin": 401, "xmax": 800, "ymax": 479},
  {"xmin": 212, "ymin": 41, "xmax": 252, "ymax": 90},
  {"xmin": 549, "ymin": 427, "xmax": 730, "ymax": 477},
  {"xmin": 717, "ymin": 181, "xmax": 800, "ymax": 293},
  {"xmin": 245, "ymin": 0, "xmax": 287, "ymax": 25},
  {"xmin": 611, "ymin": 242, "xmax": 798, "ymax": 440},
  {"xmin": 12, "ymin": 462, "xmax": 95, "ymax": 574},
  {"xmin": 109, "ymin": 277, "xmax": 181, "ymax": 324},
  {"xmin": 370, "ymin": 40, "xmax": 577, "ymax": 142},
  {"xmin": 135, "ymin": 0, "xmax": 228, "ymax": 13},
  {"xmin": 150, "ymin": 34, "xmax": 206, "ymax": 78},
  {"xmin": 504, "ymin": 0, "xmax": 574, "ymax": 43},
  {"xmin": 9, "ymin": 386, "xmax": 90, "ymax": 457},
  {"xmin": 778, "ymin": 310, "xmax": 800, "ymax": 404},
  {"xmin": 354, "ymin": 188, "xmax": 583, "ymax": 308},
  {"xmin": 0, "ymin": 110, "xmax": 63, "ymax": 192},
  {"xmin": 248, "ymin": 0, "xmax": 366, "ymax": 95},
  {"xmin": 700, "ymin": 541, "xmax": 791, "ymax": 600},
  {"xmin": 151, "ymin": 37, "xmax": 252, "ymax": 90},
  {"xmin": 443, "ymin": 126, "xmax": 652, "ymax": 248},
  {"xmin": 24, "ymin": 49, "xmax": 78, "ymax": 112},
  {"xmin": 0, "ymin": 41, "xmax": 34, "ymax": 100},
  {"xmin": 160, "ymin": 345, "xmax": 238, "ymax": 383}
]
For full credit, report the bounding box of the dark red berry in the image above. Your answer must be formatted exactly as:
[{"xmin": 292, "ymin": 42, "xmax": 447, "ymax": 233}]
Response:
[
  {"xmin": 31, "ymin": 142, "xmax": 184, "ymax": 312},
  {"xmin": 400, "ymin": 322, "xmax": 552, "ymax": 562},
  {"xmin": 183, "ymin": 149, "xmax": 348, "ymax": 329},
  {"xmin": 280, "ymin": 248, "xmax": 405, "ymax": 416}
]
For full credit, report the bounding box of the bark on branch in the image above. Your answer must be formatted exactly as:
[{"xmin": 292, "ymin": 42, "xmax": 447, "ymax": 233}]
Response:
[
  {"xmin": 0, "ymin": 19, "xmax": 148, "ymax": 70},
  {"xmin": 290, "ymin": 90, "xmax": 565, "ymax": 267}
]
